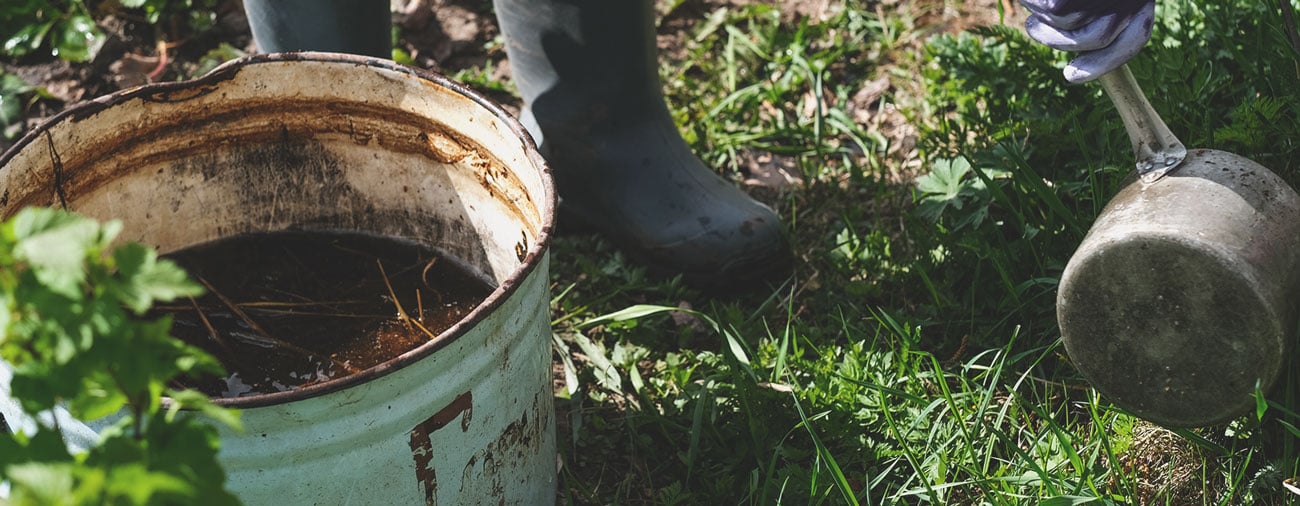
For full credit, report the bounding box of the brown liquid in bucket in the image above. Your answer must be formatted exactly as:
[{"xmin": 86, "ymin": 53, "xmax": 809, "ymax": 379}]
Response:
[{"xmin": 156, "ymin": 230, "xmax": 493, "ymax": 398}]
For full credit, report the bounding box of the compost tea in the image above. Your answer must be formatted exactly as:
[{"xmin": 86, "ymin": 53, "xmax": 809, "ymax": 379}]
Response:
[{"xmin": 158, "ymin": 230, "xmax": 494, "ymax": 398}]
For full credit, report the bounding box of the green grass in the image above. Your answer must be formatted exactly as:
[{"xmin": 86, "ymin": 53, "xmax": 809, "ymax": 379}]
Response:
[{"xmin": 547, "ymin": 1, "xmax": 1300, "ymax": 504}]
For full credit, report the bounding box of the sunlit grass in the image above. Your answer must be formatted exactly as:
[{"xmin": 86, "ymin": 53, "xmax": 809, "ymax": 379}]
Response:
[{"xmin": 546, "ymin": 1, "xmax": 1300, "ymax": 504}]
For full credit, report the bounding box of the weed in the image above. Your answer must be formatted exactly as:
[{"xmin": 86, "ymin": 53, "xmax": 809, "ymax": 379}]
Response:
[
  {"xmin": 1, "ymin": 0, "xmax": 102, "ymax": 62},
  {"xmin": 0, "ymin": 208, "xmax": 240, "ymax": 505},
  {"xmin": 0, "ymin": 72, "xmax": 47, "ymax": 140}
]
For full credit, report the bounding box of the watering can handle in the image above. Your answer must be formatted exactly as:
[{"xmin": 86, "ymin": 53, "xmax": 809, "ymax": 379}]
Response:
[{"xmin": 1097, "ymin": 64, "xmax": 1187, "ymax": 184}]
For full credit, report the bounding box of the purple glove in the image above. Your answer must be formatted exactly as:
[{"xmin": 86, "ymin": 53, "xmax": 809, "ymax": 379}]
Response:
[{"xmin": 1021, "ymin": 0, "xmax": 1156, "ymax": 83}]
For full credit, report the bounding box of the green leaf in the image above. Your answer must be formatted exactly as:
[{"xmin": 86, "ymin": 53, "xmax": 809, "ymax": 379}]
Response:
[
  {"xmin": 66, "ymin": 379, "xmax": 128, "ymax": 422},
  {"xmin": 1277, "ymin": 419, "xmax": 1300, "ymax": 440},
  {"xmin": 392, "ymin": 47, "xmax": 414, "ymax": 66},
  {"xmin": 916, "ymin": 156, "xmax": 971, "ymax": 202},
  {"xmin": 1039, "ymin": 496, "xmax": 1101, "ymax": 506},
  {"xmin": 26, "ymin": 428, "xmax": 77, "ymax": 462},
  {"xmin": 167, "ymin": 389, "xmax": 242, "ymax": 432},
  {"xmin": 191, "ymin": 43, "xmax": 247, "ymax": 77},
  {"xmin": 580, "ymin": 304, "xmax": 681, "ymax": 328},
  {"xmin": 10, "ymin": 209, "xmax": 104, "ymax": 298},
  {"xmin": 2, "ymin": 19, "xmax": 56, "ymax": 57},
  {"xmin": 551, "ymin": 333, "xmax": 579, "ymax": 397},
  {"xmin": 51, "ymin": 14, "xmax": 103, "ymax": 63},
  {"xmin": 0, "ymin": 428, "xmax": 25, "ymax": 467},
  {"xmin": 138, "ymin": 411, "xmax": 240, "ymax": 505},
  {"xmin": 570, "ymin": 331, "xmax": 622, "ymax": 394},
  {"xmin": 101, "ymin": 464, "xmax": 196, "ymax": 503},
  {"xmin": 0, "ymin": 73, "xmax": 31, "ymax": 127},
  {"xmin": 914, "ymin": 157, "xmax": 973, "ymax": 223},
  {"xmin": 722, "ymin": 329, "xmax": 751, "ymax": 367},
  {"xmin": 792, "ymin": 400, "xmax": 859, "ymax": 506},
  {"xmin": 1255, "ymin": 379, "xmax": 1268, "ymax": 421},
  {"xmin": 108, "ymin": 243, "xmax": 203, "ymax": 314},
  {"xmin": 0, "ymin": 95, "xmax": 20, "ymax": 133},
  {"xmin": 101, "ymin": 317, "xmax": 187, "ymax": 399},
  {"xmin": 6, "ymin": 462, "xmax": 76, "ymax": 506},
  {"xmin": 9, "ymin": 363, "xmax": 63, "ymax": 412},
  {"xmin": 0, "ymin": 291, "xmax": 13, "ymax": 341}
]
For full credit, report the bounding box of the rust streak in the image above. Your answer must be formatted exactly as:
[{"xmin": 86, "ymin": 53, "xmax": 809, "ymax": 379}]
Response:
[
  {"xmin": 44, "ymin": 132, "xmax": 68, "ymax": 209},
  {"xmin": 409, "ymin": 391, "xmax": 474, "ymax": 506},
  {"xmin": 139, "ymin": 84, "xmax": 220, "ymax": 103}
]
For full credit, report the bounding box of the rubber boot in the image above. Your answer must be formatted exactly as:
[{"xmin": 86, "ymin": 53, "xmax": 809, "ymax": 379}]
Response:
[
  {"xmin": 493, "ymin": 0, "xmax": 792, "ymax": 288},
  {"xmin": 242, "ymin": 0, "xmax": 391, "ymax": 58}
]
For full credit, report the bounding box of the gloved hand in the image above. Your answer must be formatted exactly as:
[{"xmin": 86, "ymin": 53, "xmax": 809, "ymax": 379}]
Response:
[{"xmin": 1021, "ymin": 0, "xmax": 1157, "ymax": 83}]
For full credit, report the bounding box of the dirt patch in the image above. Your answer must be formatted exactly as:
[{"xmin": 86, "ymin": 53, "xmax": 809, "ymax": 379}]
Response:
[
  {"xmin": 394, "ymin": 0, "xmax": 505, "ymax": 76},
  {"xmin": 0, "ymin": 0, "xmax": 1027, "ymax": 162}
]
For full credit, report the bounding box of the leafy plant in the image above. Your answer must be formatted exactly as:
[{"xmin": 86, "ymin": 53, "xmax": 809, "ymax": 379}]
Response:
[
  {"xmin": 913, "ymin": 156, "xmax": 1006, "ymax": 231},
  {"xmin": 186, "ymin": 42, "xmax": 246, "ymax": 81},
  {"xmin": 1, "ymin": 0, "xmax": 224, "ymax": 64},
  {"xmin": 1, "ymin": 0, "xmax": 104, "ymax": 62},
  {"xmin": 119, "ymin": 0, "xmax": 220, "ymax": 34},
  {"xmin": 0, "ymin": 72, "xmax": 49, "ymax": 141},
  {"xmin": 0, "ymin": 208, "xmax": 240, "ymax": 505}
]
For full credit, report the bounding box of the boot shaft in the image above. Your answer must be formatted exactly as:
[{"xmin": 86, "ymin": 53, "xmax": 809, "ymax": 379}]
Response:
[
  {"xmin": 494, "ymin": 0, "xmax": 664, "ymax": 112},
  {"xmin": 244, "ymin": 0, "xmax": 392, "ymax": 58}
]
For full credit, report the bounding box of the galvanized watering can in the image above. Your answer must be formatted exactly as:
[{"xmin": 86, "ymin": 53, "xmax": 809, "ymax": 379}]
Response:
[
  {"xmin": 0, "ymin": 53, "xmax": 558, "ymax": 504},
  {"xmin": 1058, "ymin": 64, "xmax": 1300, "ymax": 428}
]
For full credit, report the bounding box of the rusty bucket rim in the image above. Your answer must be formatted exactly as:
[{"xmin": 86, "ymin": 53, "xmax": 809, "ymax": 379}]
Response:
[{"xmin": 0, "ymin": 52, "xmax": 557, "ymax": 410}]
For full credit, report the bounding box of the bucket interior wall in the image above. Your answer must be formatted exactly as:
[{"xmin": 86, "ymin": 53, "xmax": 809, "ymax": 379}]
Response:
[{"xmin": 0, "ymin": 57, "xmax": 548, "ymax": 284}]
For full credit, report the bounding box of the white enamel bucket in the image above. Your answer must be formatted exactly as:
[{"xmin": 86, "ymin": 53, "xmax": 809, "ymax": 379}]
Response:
[{"xmin": 0, "ymin": 53, "xmax": 557, "ymax": 505}]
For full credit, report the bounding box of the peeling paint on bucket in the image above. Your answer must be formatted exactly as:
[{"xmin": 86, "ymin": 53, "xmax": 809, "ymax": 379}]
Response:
[{"xmin": 0, "ymin": 53, "xmax": 557, "ymax": 504}]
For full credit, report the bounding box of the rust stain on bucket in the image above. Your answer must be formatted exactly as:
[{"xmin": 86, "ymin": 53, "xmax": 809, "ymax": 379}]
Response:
[
  {"xmin": 457, "ymin": 391, "xmax": 551, "ymax": 501},
  {"xmin": 410, "ymin": 391, "xmax": 474, "ymax": 505}
]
